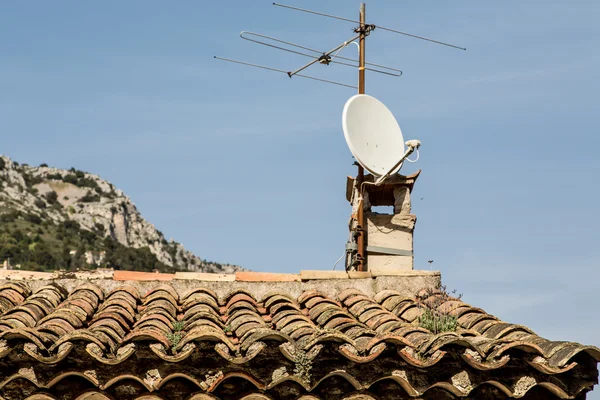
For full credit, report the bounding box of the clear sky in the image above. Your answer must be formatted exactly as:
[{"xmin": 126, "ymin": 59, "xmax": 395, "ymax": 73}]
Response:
[{"xmin": 1, "ymin": 0, "xmax": 599, "ymax": 391}]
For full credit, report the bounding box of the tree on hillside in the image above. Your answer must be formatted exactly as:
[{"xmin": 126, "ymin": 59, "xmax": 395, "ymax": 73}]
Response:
[
  {"xmin": 45, "ymin": 190, "xmax": 58, "ymax": 204},
  {"xmin": 72, "ymin": 242, "xmax": 86, "ymax": 270},
  {"xmin": 60, "ymin": 244, "xmax": 72, "ymax": 270}
]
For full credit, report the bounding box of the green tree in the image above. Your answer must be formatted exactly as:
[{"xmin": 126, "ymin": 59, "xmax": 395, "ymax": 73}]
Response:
[
  {"xmin": 63, "ymin": 175, "xmax": 78, "ymax": 185},
  {"xmin": 60, "ymin": 244, "xmax": 72, "ymax": 270},
  {"xmin": 72, "ymin": 242, "xmax": 86, "ymax": 271},
  {"xmin": 79, "ymin": 192, "xmax": 100, "ymax": 203},
  {"xmin": 34, "ymin": 199, "xmax": 46, "ymax": 209},
  {"xmin": 45, "ymin": 190, "xmax": 58, "ymax": 204},
  {"xmin": 63, "ymin": 220, "xmax": 80, "ymax": 231},
  {"xmin": 25, "ymin": 214, "xmax": 42, "ymax": 224},
  {"xmin": 31, "ymin": 242, "xmax": 57, "ymax": 268}
]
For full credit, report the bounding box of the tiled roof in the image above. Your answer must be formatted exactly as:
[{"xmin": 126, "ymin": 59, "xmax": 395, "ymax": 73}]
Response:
[{"xmin": 0, "ymin": 270, "xmax": 597, "ymax": 400}]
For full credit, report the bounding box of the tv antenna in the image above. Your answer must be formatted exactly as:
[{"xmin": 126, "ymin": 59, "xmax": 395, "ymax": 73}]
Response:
[{"xmin": 215, "ymin": 3, "xmax": 465, "ymax": 271}]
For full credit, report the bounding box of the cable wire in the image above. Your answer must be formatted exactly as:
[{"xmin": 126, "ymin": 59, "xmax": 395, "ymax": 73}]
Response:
[
  {"xmin": 332, "ymin": 252, "xmax": 345, "ymax": 270},
  {"xmin": 273, "ymin": 3, "xmax": 466, "ymax": 51},
  {"xmin": 333, "ymin": 224, "xmax": 354, "ymax": 270},
  {"xmin": 405, "ymin": 149, "xmax": 420, "ymax": 163},
  {"xmin": 328, "ymin": 41, "xmax": 348, "ymax": 64}
]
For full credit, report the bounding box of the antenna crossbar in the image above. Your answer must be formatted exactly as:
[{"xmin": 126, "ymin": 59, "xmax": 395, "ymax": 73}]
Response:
[
  {"xmin": 213, "ymin": 56, "xmax": 357, "ymax": 89},
  {"xmin": 240, "ymin": 31, "xmax": 402, "ymax": 77},
  {"xmin": 273, "ymin": 2, "xmax": 466, "ymax": 51},
  {"xmin": 273, "ymin": 3, "xmax": 358, "ymax": 24},
  {"xmin": 288, "ymin": 34, "xmax": 361, "ymax": 77}
]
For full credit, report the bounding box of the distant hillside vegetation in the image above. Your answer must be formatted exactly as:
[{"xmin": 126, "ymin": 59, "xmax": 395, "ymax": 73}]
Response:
[{"xmin": 0, "ymin": 155, "xmax": 241, "ymax": 273}]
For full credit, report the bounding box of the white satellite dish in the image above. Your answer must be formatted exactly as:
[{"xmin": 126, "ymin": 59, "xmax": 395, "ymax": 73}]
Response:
[
  {"xmin": 342, "ymin": 94, "xmax": 420, "ymax": 184},
  {"xmin": 343, "ymin": 94, "xmax": 405, "ymax": 176}
]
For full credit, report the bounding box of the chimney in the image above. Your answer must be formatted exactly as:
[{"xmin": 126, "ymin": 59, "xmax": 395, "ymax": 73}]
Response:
[{"xmin": 346, "ymin": 171, "xmax": 420, "ymax": 271}]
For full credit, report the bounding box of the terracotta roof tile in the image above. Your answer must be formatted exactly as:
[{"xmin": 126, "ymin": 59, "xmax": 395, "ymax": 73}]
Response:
[
  {"xmin": 113, "ymin": 270, "xmax": 175, "ymax": 281},
  {"xmin": 300, "ymin": 270, "xmax": 349, "ymax": 280},
  {"xmin": 0, "ymin": 278, "xmax": 595, "ymax": 399},
  {"xmin": 235, "ymin": 271, "xmax": 301, "ymax": 282},
  {"xmin": 175, "ymin": 272, "xmax": 235, "ymax": 281}
]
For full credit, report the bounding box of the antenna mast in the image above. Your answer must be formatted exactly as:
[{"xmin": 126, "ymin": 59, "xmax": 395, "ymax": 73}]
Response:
[
  {"xmin": 356, "ymin": 3, "xmax": 367, "ymax": 271},
  {"xmin": 215, "ymin": 2, "xmax": 465, "ymax": 272}
]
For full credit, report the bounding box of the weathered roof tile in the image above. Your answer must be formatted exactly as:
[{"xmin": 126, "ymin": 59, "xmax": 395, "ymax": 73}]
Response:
[{"xmin": 0, "ymin": 278, "xmax": 594, "ymax": 400}]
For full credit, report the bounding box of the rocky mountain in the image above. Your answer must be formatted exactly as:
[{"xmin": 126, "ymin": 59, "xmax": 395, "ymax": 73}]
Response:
[{"xmin": 0, "ymin": 155, "xmax": 241, "ymax": 273}]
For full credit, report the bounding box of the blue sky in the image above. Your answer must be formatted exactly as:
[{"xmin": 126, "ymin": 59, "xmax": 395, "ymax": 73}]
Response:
[{"xmin": 1, "ymin": 0, "xmax": 599, "ymax": 391}]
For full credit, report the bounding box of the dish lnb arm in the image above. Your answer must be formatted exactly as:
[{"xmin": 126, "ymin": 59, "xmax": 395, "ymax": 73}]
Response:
[{"xmin": 374, "ymin": 140, "xmax": 421, "ymax": 185}]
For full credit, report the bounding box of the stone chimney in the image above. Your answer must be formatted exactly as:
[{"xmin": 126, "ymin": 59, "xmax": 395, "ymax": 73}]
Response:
[{"xmin": 346, "ymin": 171, "xmax": 419, "ymax": 271}]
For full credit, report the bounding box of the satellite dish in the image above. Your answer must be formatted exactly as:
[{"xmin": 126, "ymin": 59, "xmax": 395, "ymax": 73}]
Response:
[{"xmin": 342, "ymin": 94, "xmax": 405, "ymax": 177}]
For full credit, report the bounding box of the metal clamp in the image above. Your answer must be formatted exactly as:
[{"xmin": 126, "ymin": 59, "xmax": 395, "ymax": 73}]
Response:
[{"xmin": 353, "ymin": 24, "xmax": 376, "ymax": 35}]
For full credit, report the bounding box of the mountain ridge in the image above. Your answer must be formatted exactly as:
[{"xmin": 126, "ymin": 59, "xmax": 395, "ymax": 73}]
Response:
[{"xmin": 0, "ymin": 155, "xmax": 241, "ymax": 273}]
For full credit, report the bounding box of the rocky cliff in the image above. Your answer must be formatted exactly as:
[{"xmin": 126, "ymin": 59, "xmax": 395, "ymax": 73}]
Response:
[{"xmin": 0, "ymin": 155, "xmax": 240, "ymax": 273}]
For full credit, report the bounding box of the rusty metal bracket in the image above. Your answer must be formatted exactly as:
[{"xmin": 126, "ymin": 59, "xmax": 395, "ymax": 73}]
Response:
[{"xmin": 353, "ymin": 24, "xmax": 376, "ymax": 35}]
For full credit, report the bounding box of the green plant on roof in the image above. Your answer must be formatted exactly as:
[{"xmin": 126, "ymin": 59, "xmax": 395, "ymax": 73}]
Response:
[
  {"xmin": 418, "ymin": 308, "xmax": 458, "ymax": 334},
  {"xmin": 168, "ymin": 332, "xmax": 182, "ymax": 351},
  {"xmin": 172, "ymin": 320, "xmax": 185, "ymax": 332},
  {"xmin": 166, "ymin": 332, "xmax": 182, "ymax": 352},
  {"xmin": 166, "ymin": 320, "xmax": 185, "ymax": 353},
  {"xmin": 416, "ymin": 285, "xmax": 462, "ymax": 334}
]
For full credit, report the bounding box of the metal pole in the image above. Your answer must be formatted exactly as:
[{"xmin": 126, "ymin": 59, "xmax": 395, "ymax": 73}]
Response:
[
  {"xmin": 359, "ymin": 3, "xmax": 366, "ymax": 94},
  {"xmin": 356, "ymin": 3, "xmax": 366, "ymax": 271}
]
